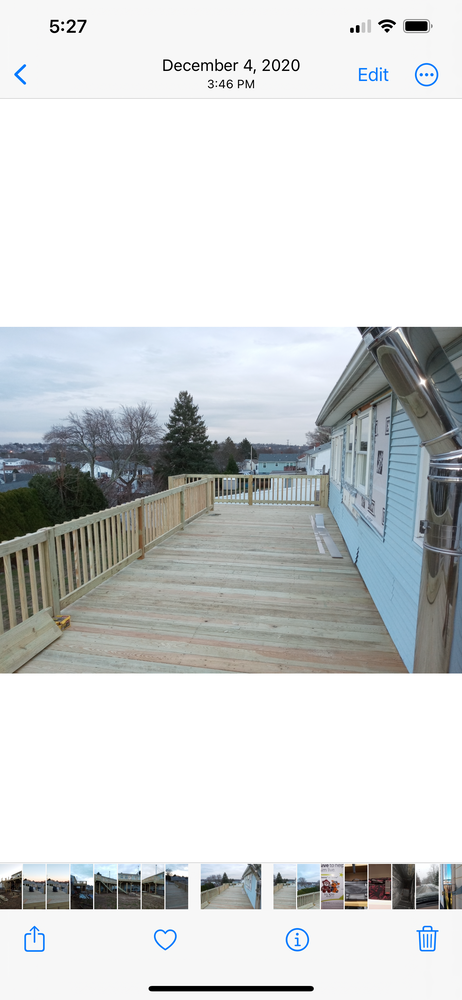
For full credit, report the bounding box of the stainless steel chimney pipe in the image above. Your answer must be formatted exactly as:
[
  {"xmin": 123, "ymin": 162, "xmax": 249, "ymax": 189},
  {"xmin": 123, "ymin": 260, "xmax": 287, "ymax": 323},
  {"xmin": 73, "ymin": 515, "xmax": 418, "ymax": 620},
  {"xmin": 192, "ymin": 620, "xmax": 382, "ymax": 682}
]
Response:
[{"xmin": 358, "ymin": 327, "xmax": 462, "ymax": 673}]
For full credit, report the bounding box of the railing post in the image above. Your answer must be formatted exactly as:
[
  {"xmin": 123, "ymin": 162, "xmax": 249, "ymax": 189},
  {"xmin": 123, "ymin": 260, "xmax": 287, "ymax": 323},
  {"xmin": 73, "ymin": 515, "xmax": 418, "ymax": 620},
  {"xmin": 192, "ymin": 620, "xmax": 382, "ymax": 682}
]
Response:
[
  {"xmin": 137, "ymin": 498, "xmax": 145, "ymax": 558},
  {"xmin": 45, "ymin": 527, "xmax": 60, "ymax": 616},
  {"xmin": 248, "ymin": 475, "xmax": 253, "ymax": 506},
  {"xmin": 180, "ymin": 488, "xmax": 185, "ymax": 529}
]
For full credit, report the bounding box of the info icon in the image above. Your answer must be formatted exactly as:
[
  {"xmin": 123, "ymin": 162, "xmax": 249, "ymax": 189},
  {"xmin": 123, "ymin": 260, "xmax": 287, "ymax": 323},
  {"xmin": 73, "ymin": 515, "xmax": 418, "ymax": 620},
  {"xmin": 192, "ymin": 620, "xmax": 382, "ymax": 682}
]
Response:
[{"xmin": 286, "ymin": 928, "xmax": 309, "ymax": 952}]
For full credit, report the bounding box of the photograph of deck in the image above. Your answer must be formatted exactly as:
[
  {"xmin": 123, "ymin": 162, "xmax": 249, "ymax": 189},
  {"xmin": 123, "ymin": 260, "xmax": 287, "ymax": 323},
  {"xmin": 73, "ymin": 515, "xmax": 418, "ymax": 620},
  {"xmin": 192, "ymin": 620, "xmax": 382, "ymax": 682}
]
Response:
[
  {"xmin": 47, "ymin": 864, "xmax": 70, "ymax": 909},
  {"xmin": 142, "ymin": 865, "xmax": 165, "ymax": 909},
  {"xmin": 201, "ymin": 864, "xmax": 261, "ymax": 909},
  {"xmin": 165, "ymin": 865, "xmax": 188, "ymax": 909},
  {"xmin": 20, "ymin": 505, "xmax": 404, "ymax": 674},
  {"xmin": 70, "ymin": 864, "xmax": 93, "ymax": 910},
  {"xmin": 94, "ymin": 864, "xmax": 117, "ymax": 909},
  {"xmin": 297, "ymin": 863, "xmax": 321, "ymax": 909},
  {"xmin": 273, "ymin": 864, "xmax": 296, "ymax": 909},
  {"xmin": 23, "ymin": 864, "xmax": 46, "ymax": 909},
  {"xmin": 0, "ymin": 864, "xmax": 22, "ymax": 909},
  {"xmin": 118, "ymin": 865, "xmax": 141, "ymax": 909}
]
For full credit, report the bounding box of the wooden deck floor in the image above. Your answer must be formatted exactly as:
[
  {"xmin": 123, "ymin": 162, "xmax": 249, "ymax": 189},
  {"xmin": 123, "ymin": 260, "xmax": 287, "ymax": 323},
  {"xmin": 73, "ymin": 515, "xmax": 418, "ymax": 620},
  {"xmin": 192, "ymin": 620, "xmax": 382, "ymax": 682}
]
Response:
[
  {"xmin": 21, "ymin": 505, "xmax": 405, "ymax": 673},
  {"xmin": 204, "ymin": 884, "xmax": 252, "ymax": 909},
  {"xmin": 165, "ymin": 884, "xmax": 188, "ymax": 909},
  {"xmin": 274, "ymin": 885, "xmax": 296, "ymax": 908}
]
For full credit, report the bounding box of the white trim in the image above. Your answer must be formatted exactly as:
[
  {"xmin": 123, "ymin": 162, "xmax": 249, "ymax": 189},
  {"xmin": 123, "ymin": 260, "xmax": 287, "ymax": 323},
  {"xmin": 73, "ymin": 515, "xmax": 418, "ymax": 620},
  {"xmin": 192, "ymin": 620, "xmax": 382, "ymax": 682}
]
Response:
[
  {"xmin": 344, "ymin": 418, "xmax": 356, "ymax": 485},
  {"xmin": 330, "ymin": 433, "xmax": 343, "ymax": 486},
  {"xmin": 354, "ymin": 409, "xmax": 373, "ymax": 495}
]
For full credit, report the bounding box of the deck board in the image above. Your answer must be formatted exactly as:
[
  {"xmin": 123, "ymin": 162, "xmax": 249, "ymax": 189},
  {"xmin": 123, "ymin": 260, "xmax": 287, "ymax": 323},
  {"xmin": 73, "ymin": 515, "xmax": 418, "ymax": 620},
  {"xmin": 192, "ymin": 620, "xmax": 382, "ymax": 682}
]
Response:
[{"xmin": 20, "ymin": 505, "xmax": 406, "ymax": 673}]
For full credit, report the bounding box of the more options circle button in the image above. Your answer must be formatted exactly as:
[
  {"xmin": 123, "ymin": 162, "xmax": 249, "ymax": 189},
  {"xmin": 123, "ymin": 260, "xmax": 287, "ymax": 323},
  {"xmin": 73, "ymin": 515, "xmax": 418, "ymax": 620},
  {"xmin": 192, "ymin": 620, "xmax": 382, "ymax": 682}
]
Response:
[{"xmin": 415, "ymin": 63, "xmax": 438, "ymax": 86}]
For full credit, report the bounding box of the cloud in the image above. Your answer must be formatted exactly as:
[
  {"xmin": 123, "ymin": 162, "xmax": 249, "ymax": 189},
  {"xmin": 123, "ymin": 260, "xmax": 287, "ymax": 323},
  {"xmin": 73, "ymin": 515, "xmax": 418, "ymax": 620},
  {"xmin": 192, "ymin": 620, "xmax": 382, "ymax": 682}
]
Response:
[{"xmin": 0, "ymin": 328, "xmax": 360, "ymax": 442}]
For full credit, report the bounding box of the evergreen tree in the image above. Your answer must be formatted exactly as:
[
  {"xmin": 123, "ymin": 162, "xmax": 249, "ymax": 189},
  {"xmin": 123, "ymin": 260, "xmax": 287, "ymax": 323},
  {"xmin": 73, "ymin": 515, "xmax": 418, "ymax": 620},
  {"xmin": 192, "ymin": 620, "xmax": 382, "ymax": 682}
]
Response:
[
  {"xmin": 28, "ymin": 465, "xmax": 107, "ymax": 524},
  {"xmin": 237, "ymin": 437, "xmax": 252, "ymax": 460},
  {"xmin": 275, "ymin": 872, "xmax": 283, "ymax": 884},
  {"xmin": 222, "ymin": 872, "xmax": 230, "ymax": 884},
  {"xmin": 155, "ymin": 391, "xmax": 217, "ymax": 484},
  {"xmin": 225, "ymin": 454, "xmax": 239, "ymax": 474}
]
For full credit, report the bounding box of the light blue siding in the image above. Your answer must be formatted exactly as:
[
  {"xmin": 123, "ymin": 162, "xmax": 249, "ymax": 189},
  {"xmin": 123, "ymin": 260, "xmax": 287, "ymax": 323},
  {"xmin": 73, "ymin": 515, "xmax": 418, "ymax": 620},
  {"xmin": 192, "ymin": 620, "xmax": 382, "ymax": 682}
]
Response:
[
  {"xmin": 329, "ymin": 408, "xmax": 423, "ymax": 671},
  {"xmin": 244, "ymin": 872, "xmax": 258, "ymax": 908}
]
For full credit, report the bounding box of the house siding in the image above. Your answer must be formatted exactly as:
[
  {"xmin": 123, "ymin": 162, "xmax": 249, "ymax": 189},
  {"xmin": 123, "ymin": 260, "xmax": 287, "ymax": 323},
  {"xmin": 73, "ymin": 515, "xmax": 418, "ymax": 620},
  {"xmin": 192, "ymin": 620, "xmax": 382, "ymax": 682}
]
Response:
[
  {"xmin": 244, "ymin": 873, "xmax": 258, "ymax": 908},
  {"xmin": 329, "ymin": 407, "xmax": 423, "ymax": 672}
]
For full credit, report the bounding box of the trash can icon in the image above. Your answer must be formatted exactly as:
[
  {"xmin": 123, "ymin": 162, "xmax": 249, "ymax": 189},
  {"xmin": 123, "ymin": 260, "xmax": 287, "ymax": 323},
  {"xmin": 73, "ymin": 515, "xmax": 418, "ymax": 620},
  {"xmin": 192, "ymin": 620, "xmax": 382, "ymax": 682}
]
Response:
[{"xmin": 417, "ymin": 926, "xmax": 438, "ymax": 952}]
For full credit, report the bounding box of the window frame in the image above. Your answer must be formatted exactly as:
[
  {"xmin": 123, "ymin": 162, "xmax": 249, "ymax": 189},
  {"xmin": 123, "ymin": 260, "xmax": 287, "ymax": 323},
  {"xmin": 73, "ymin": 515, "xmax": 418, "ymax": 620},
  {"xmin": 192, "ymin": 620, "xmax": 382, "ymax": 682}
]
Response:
[
  {"xmin": 330, "ymin": 433, "xmax": 343, "ymax": 485},
  {"xmin": 343, "ymin": 418, "xmax": 356, "ymax": 485},
  {"xmin": 354, "ymin": 408, "xmax": 373, "ymax": 495}
]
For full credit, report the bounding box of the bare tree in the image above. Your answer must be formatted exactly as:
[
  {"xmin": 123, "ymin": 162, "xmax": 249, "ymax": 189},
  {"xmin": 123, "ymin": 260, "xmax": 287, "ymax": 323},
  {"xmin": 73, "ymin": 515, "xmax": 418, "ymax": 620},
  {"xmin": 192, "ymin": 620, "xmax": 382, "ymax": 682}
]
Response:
[
  {"xmin": 43, "ymin": 425, "xmax": 77, "ymax": 473},
  {"xmin": 67, "ymin": 408, "xmax": 109, "ymax": 479},
  {"xmin": 305, "ymin": 426, "xmax": 332, "ymax": 449},
  {"xmin": 43, "ymin": 403, "xmax": 162, "ymax": 501},
  {"xmin": 98, "ymin": 403, "xmax": 162, "ymax": 490}
]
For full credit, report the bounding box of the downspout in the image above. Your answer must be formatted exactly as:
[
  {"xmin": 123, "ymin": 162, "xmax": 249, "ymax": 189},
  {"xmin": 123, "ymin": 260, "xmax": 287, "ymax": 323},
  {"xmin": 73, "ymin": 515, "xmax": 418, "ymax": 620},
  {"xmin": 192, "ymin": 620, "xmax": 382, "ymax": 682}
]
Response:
[{"xmin": 358, "ymin": 327, "xmax": 462, "ymax": 673}]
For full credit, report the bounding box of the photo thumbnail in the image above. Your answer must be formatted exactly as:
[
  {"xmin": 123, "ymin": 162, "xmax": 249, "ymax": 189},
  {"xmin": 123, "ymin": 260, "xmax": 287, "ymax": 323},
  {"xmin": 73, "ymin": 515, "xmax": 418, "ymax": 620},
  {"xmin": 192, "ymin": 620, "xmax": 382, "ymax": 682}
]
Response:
[
  {"xmin": 47, "ymin": 864, "xmax": 69, "ymax": 909},
  {"xmin": 0, "ymin": 864, "xmax": 22, "ymax": 909},
  {"xmin": 94, "ymin": 864, "xmax": 117, "ymax": 910},
  {"xmin": 142, "ymin": 864, "xmax": 165, "ymax": 909},
  {"xmin": 273, "ymin": 864, "xmax": 296, "ymax": 909},
  {"xmin": 165, "ymin": 865, "xmax": 188, "ymax": 909},
  {"xmin": 1, "ymin": 327, "xmax": 462, "ymax": 675},
  {"xmin": 201, "ymin": 864, "xmax": 261, "ymax": 909},
  {"xmin": 22, "ymin": 863, "xmax": 45, "ymax": 910},
  {"xmin": 70, "ymin": 864, "xmax": 93, "ymax": 910}
]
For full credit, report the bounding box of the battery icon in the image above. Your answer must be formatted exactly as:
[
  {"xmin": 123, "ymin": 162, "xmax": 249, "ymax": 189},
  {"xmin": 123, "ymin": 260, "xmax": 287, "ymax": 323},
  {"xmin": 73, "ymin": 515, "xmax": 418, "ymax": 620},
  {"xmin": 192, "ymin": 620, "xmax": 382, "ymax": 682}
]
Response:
[{"xmin": 403, "ymin": 19, "xmax": 432, "ymax": 31}]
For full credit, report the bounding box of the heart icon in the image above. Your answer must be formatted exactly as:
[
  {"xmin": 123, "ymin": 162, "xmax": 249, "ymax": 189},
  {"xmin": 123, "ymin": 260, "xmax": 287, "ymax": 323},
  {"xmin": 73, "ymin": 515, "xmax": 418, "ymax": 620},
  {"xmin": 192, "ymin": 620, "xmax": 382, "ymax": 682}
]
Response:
[{"xmin": 154, "ymin": 929, "xmax": 177, "ymax": 951}]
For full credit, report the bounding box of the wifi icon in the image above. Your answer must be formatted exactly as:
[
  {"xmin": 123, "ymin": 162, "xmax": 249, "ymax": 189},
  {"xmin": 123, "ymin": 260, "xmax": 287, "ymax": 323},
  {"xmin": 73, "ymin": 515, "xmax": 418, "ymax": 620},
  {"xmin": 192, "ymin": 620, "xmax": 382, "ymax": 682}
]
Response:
[{"xmin": 379, "ymin": 18, "xmax": 396, "ymax": 32}]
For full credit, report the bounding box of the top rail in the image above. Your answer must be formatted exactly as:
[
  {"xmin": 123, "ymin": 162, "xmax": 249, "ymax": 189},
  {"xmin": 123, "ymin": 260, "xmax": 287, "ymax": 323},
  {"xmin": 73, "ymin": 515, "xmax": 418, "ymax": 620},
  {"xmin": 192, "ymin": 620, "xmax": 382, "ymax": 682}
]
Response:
[
  {"xmin": 0, "ymin": 478, "xmax": 211, "ymax": 634},
  {"xmin": 178, "ymin": 473, "xmax": 329, "ymax": 507}
]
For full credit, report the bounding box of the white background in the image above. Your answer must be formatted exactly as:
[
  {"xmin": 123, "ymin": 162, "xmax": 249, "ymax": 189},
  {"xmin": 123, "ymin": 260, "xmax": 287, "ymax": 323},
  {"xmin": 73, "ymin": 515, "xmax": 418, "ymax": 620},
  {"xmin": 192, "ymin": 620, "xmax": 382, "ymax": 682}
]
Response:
[{"xmin": 0, "ymin": 97, "xmax": 461, "ymax": 996}]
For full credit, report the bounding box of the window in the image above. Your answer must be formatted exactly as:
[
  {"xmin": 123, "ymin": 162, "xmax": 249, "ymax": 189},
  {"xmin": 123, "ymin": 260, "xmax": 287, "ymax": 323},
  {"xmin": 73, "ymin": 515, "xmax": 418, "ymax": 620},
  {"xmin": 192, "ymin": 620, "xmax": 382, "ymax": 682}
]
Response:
[
  {"xmin": 344, "ymin": 420, "xmax": 355, "ymax": 483},
  {"xmin": 331, "ymin": 434, "xmax": 343, "ymax": 484},
  {"xmin": 355, "ymin": 411, "xmax": 372, "ymax": 493}
]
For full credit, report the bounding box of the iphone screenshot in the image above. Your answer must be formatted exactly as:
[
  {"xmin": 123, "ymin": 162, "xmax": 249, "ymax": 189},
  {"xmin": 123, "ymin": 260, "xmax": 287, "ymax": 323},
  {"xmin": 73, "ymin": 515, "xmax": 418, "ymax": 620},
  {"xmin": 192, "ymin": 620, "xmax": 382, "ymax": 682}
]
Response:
[{"xmin": 0, "ymin": 1, "xmax": 461, "ymax": 998}]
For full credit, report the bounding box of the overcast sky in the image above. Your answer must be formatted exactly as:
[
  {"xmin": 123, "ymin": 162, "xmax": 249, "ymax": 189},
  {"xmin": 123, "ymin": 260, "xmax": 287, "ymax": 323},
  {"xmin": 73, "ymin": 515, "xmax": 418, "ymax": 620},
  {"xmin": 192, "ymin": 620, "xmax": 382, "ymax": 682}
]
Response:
[
  {"xmin": 0, "ymin": 328, "xmax": 359, "ymax": 444},
  {"xmin": 118, "ymin": 863, "xmax": 140, "ymax": 875},
  {"xmin": 142, "ymin": 863, "xmax": 164, "ymax": 878},
  {"xmin": 298, "ymin": 863, "xmax": 321, "ymax": 882},
  {"xmin": 47, "ymin": 863, "xmax": 69, "ymax": 881},
  {"xmin": 71, "ymin": 863, "xmax": 93, "ymax": 886},
  {"xmin": 201, "ymin": 863, "xmax": 250, "ymax": 879},
  {"xmin": 0, "ymin": 862, "xmax": 21, "ymax": 880},
  {"xmin": 274, "ymin": 863, "xmax": 296, "ymax": 878},
  {"xmin": 94, "ymin": 863, "xmax": 117, "ymax": 879},
  {"xmin": 167, "ymin": 863, "xmax": 188, "ymax": 876},
  {"xmin": 23, "ymin": 863, "xmax": 46, "ymax": 882}
]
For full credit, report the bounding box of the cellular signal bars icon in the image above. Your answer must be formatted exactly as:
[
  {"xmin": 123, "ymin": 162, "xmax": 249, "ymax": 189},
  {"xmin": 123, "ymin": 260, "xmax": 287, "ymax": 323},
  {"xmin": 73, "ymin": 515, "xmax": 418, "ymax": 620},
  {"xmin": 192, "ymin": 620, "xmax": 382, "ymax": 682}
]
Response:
[{"xmin": 350, "ymin": 20, "xmax": 372, "ymax": 33}]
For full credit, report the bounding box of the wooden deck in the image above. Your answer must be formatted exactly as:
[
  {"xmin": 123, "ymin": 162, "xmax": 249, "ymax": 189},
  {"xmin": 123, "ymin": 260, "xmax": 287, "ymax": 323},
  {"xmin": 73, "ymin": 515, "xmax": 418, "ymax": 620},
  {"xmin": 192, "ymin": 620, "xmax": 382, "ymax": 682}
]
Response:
[
  {"xmin": 204, "ymin": 884, "xmax": 252, "ymax": 909},
  {"xmin": 165, "ymin": 883, "xmax": 188, "ymax": 909},
  {"xmin": 20, "ymin": 505, "xmax": 405, "ymax": 673},
  {"xmin": 274, "ymin": 884, "xmax": 296, "ymax": 908}
]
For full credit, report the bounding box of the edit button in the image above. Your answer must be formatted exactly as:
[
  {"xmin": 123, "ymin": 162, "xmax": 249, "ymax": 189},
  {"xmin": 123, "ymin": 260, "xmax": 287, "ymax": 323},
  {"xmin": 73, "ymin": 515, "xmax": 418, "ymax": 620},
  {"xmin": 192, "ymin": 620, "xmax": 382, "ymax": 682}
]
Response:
[{"xmin": 359, "ymin": 67, "xmax": 390, "ymax": 82}]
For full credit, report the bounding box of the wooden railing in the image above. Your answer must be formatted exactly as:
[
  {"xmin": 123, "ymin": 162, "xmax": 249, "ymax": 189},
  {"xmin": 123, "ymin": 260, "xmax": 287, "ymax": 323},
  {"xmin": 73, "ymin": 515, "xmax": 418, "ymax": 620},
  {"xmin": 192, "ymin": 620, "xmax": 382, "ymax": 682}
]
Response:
[
  {"xmin": 177, "ymin": 473, "xmax": 329, "ymax": 507},
  {"xmin": 201, "ymin": 883, "xmax": 230, "ymax": 907},
  {"xmin": 297, "ymin": 891, "xmax": 321, "ymax": 908},
  {"xmin": 0, "ymin": 478, "xmax": 212, "ymax": 637}
]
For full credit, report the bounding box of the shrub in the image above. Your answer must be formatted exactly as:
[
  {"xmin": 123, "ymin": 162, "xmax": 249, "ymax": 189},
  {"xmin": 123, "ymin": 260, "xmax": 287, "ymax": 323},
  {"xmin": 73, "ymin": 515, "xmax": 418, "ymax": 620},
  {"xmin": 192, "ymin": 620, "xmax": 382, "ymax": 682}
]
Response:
[
  {"xmin": 0, "ymin": 488, "xmax": 51, "ymax": 544},
  {"xmin": 28, "ymin": 466, "xmax": 107, "ymax": 524}
]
